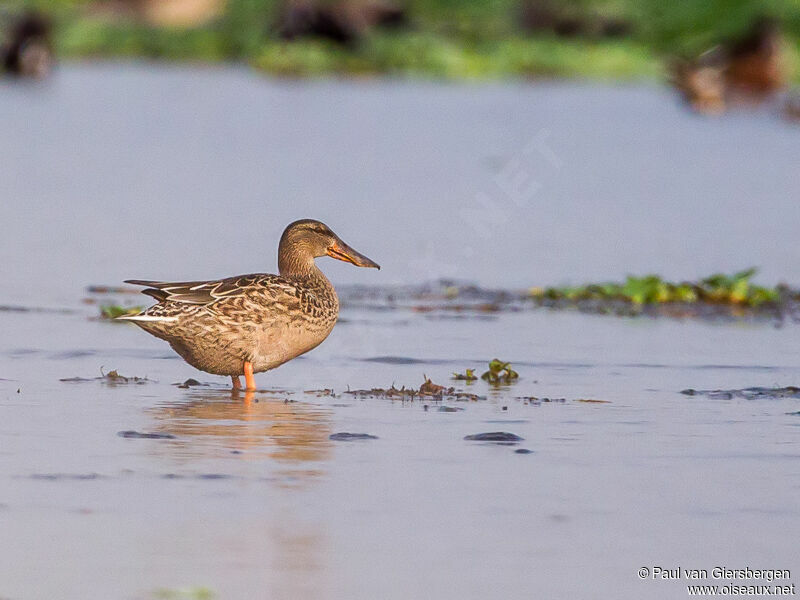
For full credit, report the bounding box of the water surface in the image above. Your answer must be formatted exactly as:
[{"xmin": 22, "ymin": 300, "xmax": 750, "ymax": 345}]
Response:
[{"xmin": 0, "ymin": 64, "xmax": 798, "ymax": 599}]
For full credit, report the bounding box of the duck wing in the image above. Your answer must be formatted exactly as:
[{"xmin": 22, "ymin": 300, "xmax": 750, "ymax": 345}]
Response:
[{"xmin": 125, "ymin": 275, "xmax": 289, "ymax": 305}]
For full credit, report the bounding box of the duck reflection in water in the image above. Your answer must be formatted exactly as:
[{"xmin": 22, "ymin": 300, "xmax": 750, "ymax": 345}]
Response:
[{"xmin": 147, "ymin": 389, "xmax": 332, "ymax": 478}]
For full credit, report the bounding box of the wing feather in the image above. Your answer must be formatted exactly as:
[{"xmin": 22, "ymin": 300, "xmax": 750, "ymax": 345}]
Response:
[{"xmin": 125, "ymin": 275, "xmax": 297, "ymax": 306}]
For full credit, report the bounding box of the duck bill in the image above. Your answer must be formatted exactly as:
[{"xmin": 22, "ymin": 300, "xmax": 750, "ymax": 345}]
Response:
[{"xmin": 327, "ymin": 239, "xmax": 380, "ymax": 269}]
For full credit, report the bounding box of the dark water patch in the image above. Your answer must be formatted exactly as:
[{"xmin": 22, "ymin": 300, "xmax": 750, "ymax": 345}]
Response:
[
  {"xmin": 685, "ymin": 365, "xmax": 781, "ymax": 371},
  {"xmin": 329, "ymin": 432, "xmax": 379, "ymax": 441},
  {"xmin": 362, "ymin": 356, "xmax": 429, "ymax": 365},
  {"xmin": 484, "ymin": 361, "xmax": 782, "ymax": 371},
  {"xmin": 93, "ymin": 348, "xmax": 178, "ymax": 361},
  {"xmin": 464, "ymin": 432, "xmax": 524, "ymax": 443},
  {"xmin": 161, "ymin": 473, "xmax": 235, "ymax": 480},
  {"xmin": 27, "ymin": 473, "xmax": 104, "ymax": 481},
  {"xmin": 0, "ymin": 304, "xmax": 76, "ymax": 314},
  {"xmin": 6, "ymin": 348, "xmax": 40, "ymax": 358},
  {"xmin": 423, "ymin": 314, "xmax": 501, "ymax": 321},
  {"xmin": 682, "ymin": 387, "xmax": 800, "ymax": 400},
  {"xmin": 86, "ymin": 285, "xmax": 141, "ymax": 295},
  {"xmin": 49, "ymin": 350, "xmax": 96, "ymax": 360},
  {"xmin": 117, "ymin": 430, "xmax": 176, "ymax": 440},
  {"xmin": 514, "ymin": 449, "xmax": 534, "ymax": 454}
]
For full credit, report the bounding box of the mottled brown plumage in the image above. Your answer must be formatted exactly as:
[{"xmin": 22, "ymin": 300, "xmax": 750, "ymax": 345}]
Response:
[{"xmin": 121, "ymin": 219, "xmax": 379, "ymax": 389}]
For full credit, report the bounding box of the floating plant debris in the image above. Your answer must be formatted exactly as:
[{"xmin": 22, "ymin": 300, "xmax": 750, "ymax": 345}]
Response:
[
  {"xmin": 419, "ymin": 375, "xmax": 447, "ymax": 395},
  {"xmin": 575, "ymin": 398, "xmax": 611, "ymax": 404},
  {"xmin": 333, "ymin": 270, "xmax": 796, "ymax": 321},
  {"xmin": 681, "ymin": 387, "xmax": 800, "ymax": 399},
  {"xmin": 60, "ymin": 368, "xmax": 151, "ymax": 384},
  {"xmin": 304, "ymin": 388, "xmax": 335, "ymax": 396},
  {"xmin": 481, "ymin": 359, "xmax": 519, "ymax": 385},
  {"xmin": 344, "ymin": 376, "xmax": 483, "ymax": 401},
  {"xmin": 117, "ymin": 430, "xmax": 176, "ymax": 440},
  {"xmin": 452, "ymin": 369, "xmax": 478, "ymax": 381},
  {"xmin": 329, "ymin": 432, "xmax": 379, "ymax": 441}
]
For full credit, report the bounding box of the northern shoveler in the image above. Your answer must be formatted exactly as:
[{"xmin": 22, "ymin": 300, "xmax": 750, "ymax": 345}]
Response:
[{"xmin": 120, "ymin": 219, "xmax": 380, "ymax": 391}]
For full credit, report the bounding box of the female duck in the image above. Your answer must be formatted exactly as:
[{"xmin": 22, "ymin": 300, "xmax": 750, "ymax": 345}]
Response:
[{"xmin": 120, "ymin": 219, "xmax": 380, "ymax": 390}]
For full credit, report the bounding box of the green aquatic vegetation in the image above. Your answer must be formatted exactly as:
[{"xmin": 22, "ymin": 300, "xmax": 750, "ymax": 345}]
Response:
[
  {"xmin": 100, "ymin": 304, "xmax": 143, "ymax": 319},
  {"xmin": 481, "ymin": 358, "xmax": 519, "ymax": 385},
  {"xmin": 452, "ymin": 368, "xmax": 478, "ymax": 381},
  {"xmin": 531, "ymin": 269, "xmax": 781, "ymax": 308},
  {"xmin": 153, "ymin": 588, "xmax": 216, "ymax": 600},
  {"xmin": 697, "ymin": 268, "xmax": 779, "ymax": 306}
]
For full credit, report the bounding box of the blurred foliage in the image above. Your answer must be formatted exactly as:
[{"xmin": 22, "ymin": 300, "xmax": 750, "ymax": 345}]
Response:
[
  {"xmin": 7, "ymin": 0, "xmax": 800, "ymax": 79},
  {"xmin": 254, "ymin": 33, "xmax": 657, "ymax": 78},
  {"xmin": 153, "ymin": 588, "xmax": 216, "ymax": 600},
  {"xmin": 100, "ymin": 304, "xmax": 143, "ymax": 319},
  {"xmin": 529, "ymin": 268, "xmax": 782, "ymax": 307}
]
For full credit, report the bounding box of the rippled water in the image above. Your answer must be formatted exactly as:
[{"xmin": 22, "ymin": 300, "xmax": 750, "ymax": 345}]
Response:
[{"xmin": 0, "ymin": 64, "xmax": 798, "ymax": 599}]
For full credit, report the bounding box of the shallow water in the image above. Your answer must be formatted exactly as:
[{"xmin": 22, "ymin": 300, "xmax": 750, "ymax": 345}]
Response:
[{"xmin": 1, "ymin": 64, "xmax": 799, "ymax": 599}]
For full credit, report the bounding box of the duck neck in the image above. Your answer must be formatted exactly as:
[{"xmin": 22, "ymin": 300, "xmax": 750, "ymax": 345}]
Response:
[{"xmin": 279, "ymin": 249, "xmax": 330, "ymax": 285}]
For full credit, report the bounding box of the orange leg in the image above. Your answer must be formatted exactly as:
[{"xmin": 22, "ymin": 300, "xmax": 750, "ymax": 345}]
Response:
[
  {"xmin": 231, "ymin": 375, "xmax": 242, "ymax": 390},
  {"xmin": 244, "ymin": 361, "xmax": 256, "ymax": 391}
]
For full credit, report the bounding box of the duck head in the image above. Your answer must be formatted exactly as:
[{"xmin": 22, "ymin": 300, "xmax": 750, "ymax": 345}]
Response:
[{"xmin": 278, "ymin": 219, "xmax": 381, "ymax": 275}]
